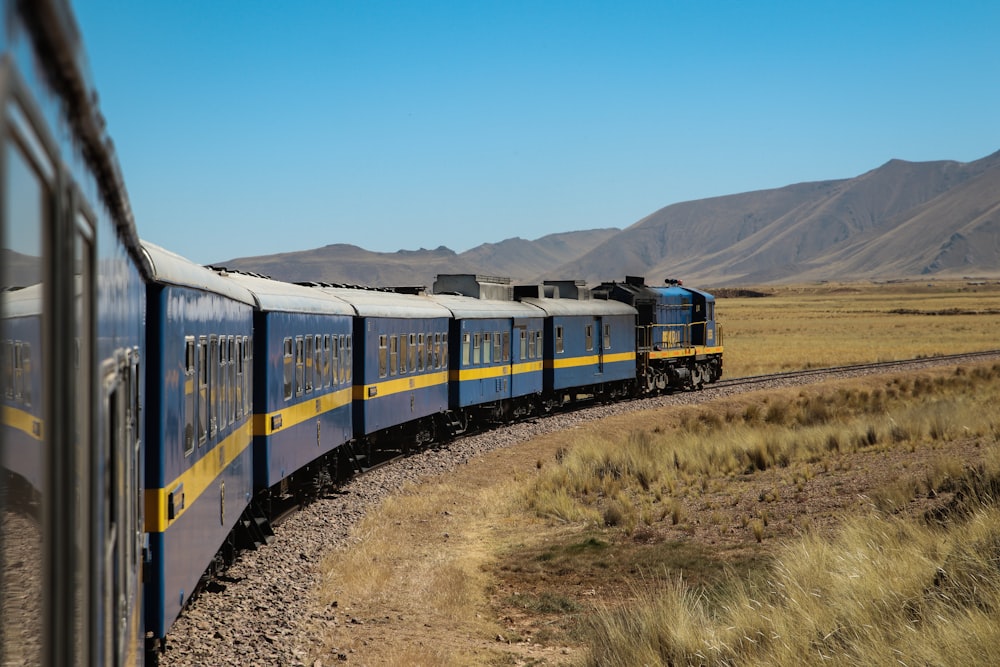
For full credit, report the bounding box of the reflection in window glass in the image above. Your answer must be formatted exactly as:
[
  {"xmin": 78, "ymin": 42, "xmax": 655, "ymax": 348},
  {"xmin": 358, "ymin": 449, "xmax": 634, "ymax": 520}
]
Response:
[
  {"xmin": 1, "ymin": 137, "xmax": 47, "ymax": 666},
  {"xmin": 283, "ymin": 337, "xmax": 293, "ymax": 399},
  {"xmin": 389, "ymin": 335, "xmax": 398, "ymax": 376},
  {"xmin": 378, "ymin": 335, "xmax": 387, "ymax": 378}
]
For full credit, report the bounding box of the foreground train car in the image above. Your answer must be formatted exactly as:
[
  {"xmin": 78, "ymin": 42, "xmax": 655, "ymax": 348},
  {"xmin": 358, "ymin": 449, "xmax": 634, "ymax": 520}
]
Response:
[
  {"xmin": 142, "ymin": 242, "xmax": 257, "ymax": 646},
  {"xmin": 1, "ymin": 1, "xmax": 147, "ymax": 665}
]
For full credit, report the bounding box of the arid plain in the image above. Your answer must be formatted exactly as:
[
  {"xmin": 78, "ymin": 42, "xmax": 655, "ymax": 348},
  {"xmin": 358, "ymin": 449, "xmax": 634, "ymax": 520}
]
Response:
[{"xmin": 306, "ymin": 280, "xmax": 1000, "ymax": 666}]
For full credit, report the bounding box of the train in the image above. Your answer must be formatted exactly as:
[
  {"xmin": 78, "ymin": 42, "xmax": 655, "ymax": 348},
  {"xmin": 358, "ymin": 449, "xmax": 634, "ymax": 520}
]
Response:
[{"xmin": 0, "ymin": 1, "xmax": 722, "ymax": 665}]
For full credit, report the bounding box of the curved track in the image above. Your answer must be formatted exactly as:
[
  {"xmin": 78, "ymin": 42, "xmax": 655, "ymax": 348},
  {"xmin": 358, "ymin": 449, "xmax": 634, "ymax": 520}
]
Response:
[{"xmin": 714, "ymin": 349, "xmax": 1000, "ymax": 390}]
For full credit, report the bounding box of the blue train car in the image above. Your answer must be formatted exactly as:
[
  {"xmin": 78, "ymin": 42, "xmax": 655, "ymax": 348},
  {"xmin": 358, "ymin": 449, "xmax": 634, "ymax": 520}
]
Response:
[
  {"xmin": 2, "ymin": 1, "xmax": 148, "ymax": 664},
  {"xmin": 142, "ymin": 242, "xmax": 257, "ymax": 646},
  {"xmin": 1, "ymin": 285, "xmax": 44, "ymax": 493},
  {"xmin": 429, "ymin": 275, "xmax": 545, "ymax": 423},
  {"xmin": 215, "ymin": 271, "xmax": 354, "ymax": 492},
  {"xmin": 518, "ymin": 281, "xmax": 638, "ymax": 402},
  {"xmin": 594, "ymin": 276, "xmax": 723, "ymax": 390},
  {"xmin": 311, "ymin": 286, "xmax": 452, "ymax": 447}
]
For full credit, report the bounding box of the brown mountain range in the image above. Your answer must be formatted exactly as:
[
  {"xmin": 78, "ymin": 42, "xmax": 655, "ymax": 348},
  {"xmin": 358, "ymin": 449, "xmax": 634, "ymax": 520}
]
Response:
[{"xmin": 214, "ymin": 150, "xmax": 1000, "ymax": 288}]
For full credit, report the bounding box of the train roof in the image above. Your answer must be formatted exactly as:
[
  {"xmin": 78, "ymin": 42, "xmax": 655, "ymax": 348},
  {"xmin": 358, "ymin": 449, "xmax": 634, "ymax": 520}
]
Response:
[
  {"xmin": 426, "ymin": 293, "xmax": 545, "ymax": 319},
  {"xmin": 516, "ymin": 296, "xmax": 637, "ymax": 317},
  {"xmin": 212, "ymin": 271, "xmax": 355, "ymax": 316},
  {"xmin": 141, "ymin": 242, "xmax": 256, "ymax": 306},
  {"xmin": 308, "ymin": 286, "xmax": 453, "ymax": 319},
  {"xmin": 1, "ymin": 284, "xmax": 44, "ymax": 318}
]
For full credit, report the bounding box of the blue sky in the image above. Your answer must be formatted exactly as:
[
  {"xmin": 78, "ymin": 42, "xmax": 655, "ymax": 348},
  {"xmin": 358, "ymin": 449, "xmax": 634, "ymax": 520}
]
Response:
[{"xmin": 74, "ymin": 1, "xmax": 1000, "ymax": 265}]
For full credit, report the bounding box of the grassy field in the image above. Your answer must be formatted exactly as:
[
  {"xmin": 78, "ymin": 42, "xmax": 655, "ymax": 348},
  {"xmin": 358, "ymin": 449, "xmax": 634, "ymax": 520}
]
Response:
[
  {"xmin": 306, "ymin": 281, "xmax": 1000, "ymax": 666},
  {"xmin": 717, "ymin": 280, "xmax": 1000, "ymax": 377}
]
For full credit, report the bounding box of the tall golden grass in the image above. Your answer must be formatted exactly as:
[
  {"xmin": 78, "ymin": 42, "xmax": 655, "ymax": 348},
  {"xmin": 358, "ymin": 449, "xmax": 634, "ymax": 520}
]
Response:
[
  {"xmin": 528, "ymin": 363, "xmax": 1000, "ymax": 528},
  {"xmin": 561, "ymin": 363, "xmax": 1000, "ymax": 666}
]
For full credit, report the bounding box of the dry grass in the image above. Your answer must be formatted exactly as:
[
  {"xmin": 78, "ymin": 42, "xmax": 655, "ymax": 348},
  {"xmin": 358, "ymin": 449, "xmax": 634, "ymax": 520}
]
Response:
[
  {"xmin": 303, "ymin": 280, "xmax": 1000, "ymax": 665},
  {"xmin": 585, "ymin": 494, "xmax": 1000, "ymax": 667},
  {"xmin": 717, "ymin": 281, "xmax": 1000, "ymax": 377}
]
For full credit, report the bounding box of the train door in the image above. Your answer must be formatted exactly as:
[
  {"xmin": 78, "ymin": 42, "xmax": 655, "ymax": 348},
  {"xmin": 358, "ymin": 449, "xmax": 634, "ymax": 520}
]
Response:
[{"xmin": 98, "ymin": 348, "xmax": 141, "ymax": 667}]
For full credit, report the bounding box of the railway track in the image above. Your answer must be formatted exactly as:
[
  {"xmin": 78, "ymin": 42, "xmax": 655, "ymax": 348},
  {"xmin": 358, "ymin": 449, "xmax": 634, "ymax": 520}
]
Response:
[{"xmin": 713, "ymin": 349, "xmax": 1000, "ymax": 390}]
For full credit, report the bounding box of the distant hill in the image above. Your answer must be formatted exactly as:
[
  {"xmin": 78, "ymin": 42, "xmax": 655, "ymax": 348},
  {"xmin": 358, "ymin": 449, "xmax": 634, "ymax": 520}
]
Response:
[
  {"xmin": 545, "ymin": 150, "xmax": 1000, "ymax": 286},
  {"xmin": 212, "ymin": 229, "xmax": 621, "ymax": 287},
  {"xmin": 214, "ymin": 150, "xmax": 1000, "ymax": 288}
]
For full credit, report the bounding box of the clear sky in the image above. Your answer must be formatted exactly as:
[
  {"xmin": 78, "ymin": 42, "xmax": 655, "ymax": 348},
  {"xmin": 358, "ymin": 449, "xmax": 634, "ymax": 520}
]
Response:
[{"xmin": 74, "ymin": 0, "xmax": 1000, "ymax": 265}]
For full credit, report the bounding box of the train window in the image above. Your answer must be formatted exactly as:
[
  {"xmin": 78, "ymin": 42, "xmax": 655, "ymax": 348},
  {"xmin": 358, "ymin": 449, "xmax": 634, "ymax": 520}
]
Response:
[
  {"xmin": 323, "ymin": 335, "xmax": 331, "ymax": 388},
  {"xmin": 409, "ymin": 334, "xmax": 417, "ymax": 373},
  {"xmin": 604, "ymin": 324, "xmax": 612, "ymax": 350},
  {"xmin": 314, "ymin": 334, "xmax": 322, "ymax": 390},
  {"xmin": 244, "ymin": 337, "xmax": 252, "ymax": 416},
  {"xmin": 338, "ymin": 335, "xmax": 346, "ymax": 384},
  {"xmin": 209, "ymin": 336, "xmax": 219, "ymax": 436},
  {"xmin": 418, "ymin": 333, "xmax": 425, "ymax": 371},
  {"xmin": 494, "ymin": 331, "xmax": 502, "ymax": 363},
  {"xmin": 473, "ymin": 333, "xmax": 481, "ymax": 365},
  {"xmin": 305, "ymin": 335, "xmax": 314, "ymax": 393},
  {"xmin": 585, "ymin": 325, "xmax": 594, "ymax": 351},
  {"xmin": 707, "ymin": 302, "xmax": 715, "ymax": 321},
  {"xmin": 184, "ymin": 338, "xmax": 195, "ymax": 455},
  {"xmin": 295, "ymin": 336, "xmax": 305, "ymax": 396},
  {"xmin": 535, "ymin": 331, "xmax": 543, "ymax": 359},
  {"xmin": 2, "ymin": 340, "xmax": 11, "ymax": 399},
  {"xmin": 555, "ymin": 326, "xmax": 564, "ymax": 354},
  {"xmin": 21, "ymin": 343, "xmax": 30, "ymax": 405},
  {"xmin": 11, "ymin": 343, "xmax": 22, "ymax": 402},
  {"xmin": 219, "ymin": 336, "xmax": 229, "ymax": 429},
  {"xmin": 483, "ymin": 332, "xmax": 491, "ymax": 364},
  {"xmin": 330, "ymin": 336, "xmax": 338, "ymax": 386},
  {"xmin": 199, "ymin": 337, "xmax": 208, "ymax": 443},
  {"xmin": 518, "ymin": 330, "xmax": 526, "ymax": 360},
  {"xmin": 399, "ymin": 334, "xmax": 408, "ymax": 374},
  {"xmin": 462, "ymin": 333, "xmax": 470, "ymax": 366},
  {"xmin": 502, "ymin": 332, "xmax": 510, "ymax": 362},
  {"xmin": 345, "ymin": 336, "xmax": 352, "ymax": 383},
  {"xmin": 283, "ymin": 337, "xmax": 293, "ymax": 399},
  {"xmin": 229, "ymin": 336, "xmax": 237, "ymax": 422},
  {"xmin": 389, "ymin": 335, "xmax": 398, "ymax": 376},
  {"xmin": 378, "ymin": 335, "xmax": 387, "ymax": 378},
  {"xmin": 235, "ymin": 338, "xmax": 243, "ymax": 420},
  {"xmin": 442, "ymin": 333, "xmax": 449, "ymax": 368}
]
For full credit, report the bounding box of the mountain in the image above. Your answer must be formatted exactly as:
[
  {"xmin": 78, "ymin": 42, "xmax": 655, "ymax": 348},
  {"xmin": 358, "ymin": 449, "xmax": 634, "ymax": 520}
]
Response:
[
  {"xmin": 214, "ymin": 150, "xmax": 1000, "ymax": 288},
  {"xmin": 544, "ymin": 150, "xmax": 1000, "ymax": 285},
  {"xmin": 212, "ymin": 229, "xmax": 621, "ymax": 287}
]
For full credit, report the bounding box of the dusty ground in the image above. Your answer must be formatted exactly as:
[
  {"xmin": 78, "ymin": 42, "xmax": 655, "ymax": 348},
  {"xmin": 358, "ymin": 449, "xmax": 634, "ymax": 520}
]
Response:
[{"xmin": 309, "ymin": 376, "xmax": 990, "ymax": 667}]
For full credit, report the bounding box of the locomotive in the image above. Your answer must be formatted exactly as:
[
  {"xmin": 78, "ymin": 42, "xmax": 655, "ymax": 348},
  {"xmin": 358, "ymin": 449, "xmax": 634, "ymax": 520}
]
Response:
[{"xmin": 0, "ymin": 1, "xmax": 722, "ymax": 664}]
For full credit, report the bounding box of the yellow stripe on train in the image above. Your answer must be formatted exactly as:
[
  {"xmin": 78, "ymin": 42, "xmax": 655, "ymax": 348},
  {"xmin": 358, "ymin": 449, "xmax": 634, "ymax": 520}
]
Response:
[
  {"xmin": 353, "ymin": 370, "xmax": 449, "ymax": 401},
  {"xmin": 545, "ymin": 351, "xmax": 636, "ymax": 369},
  {"xmin": 144, "ymin": 419, "xmax": 253, "ymax": 533},
  {"xmin": 252, "ymin": 386, "xmax": 353, "ymax": 436}
]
